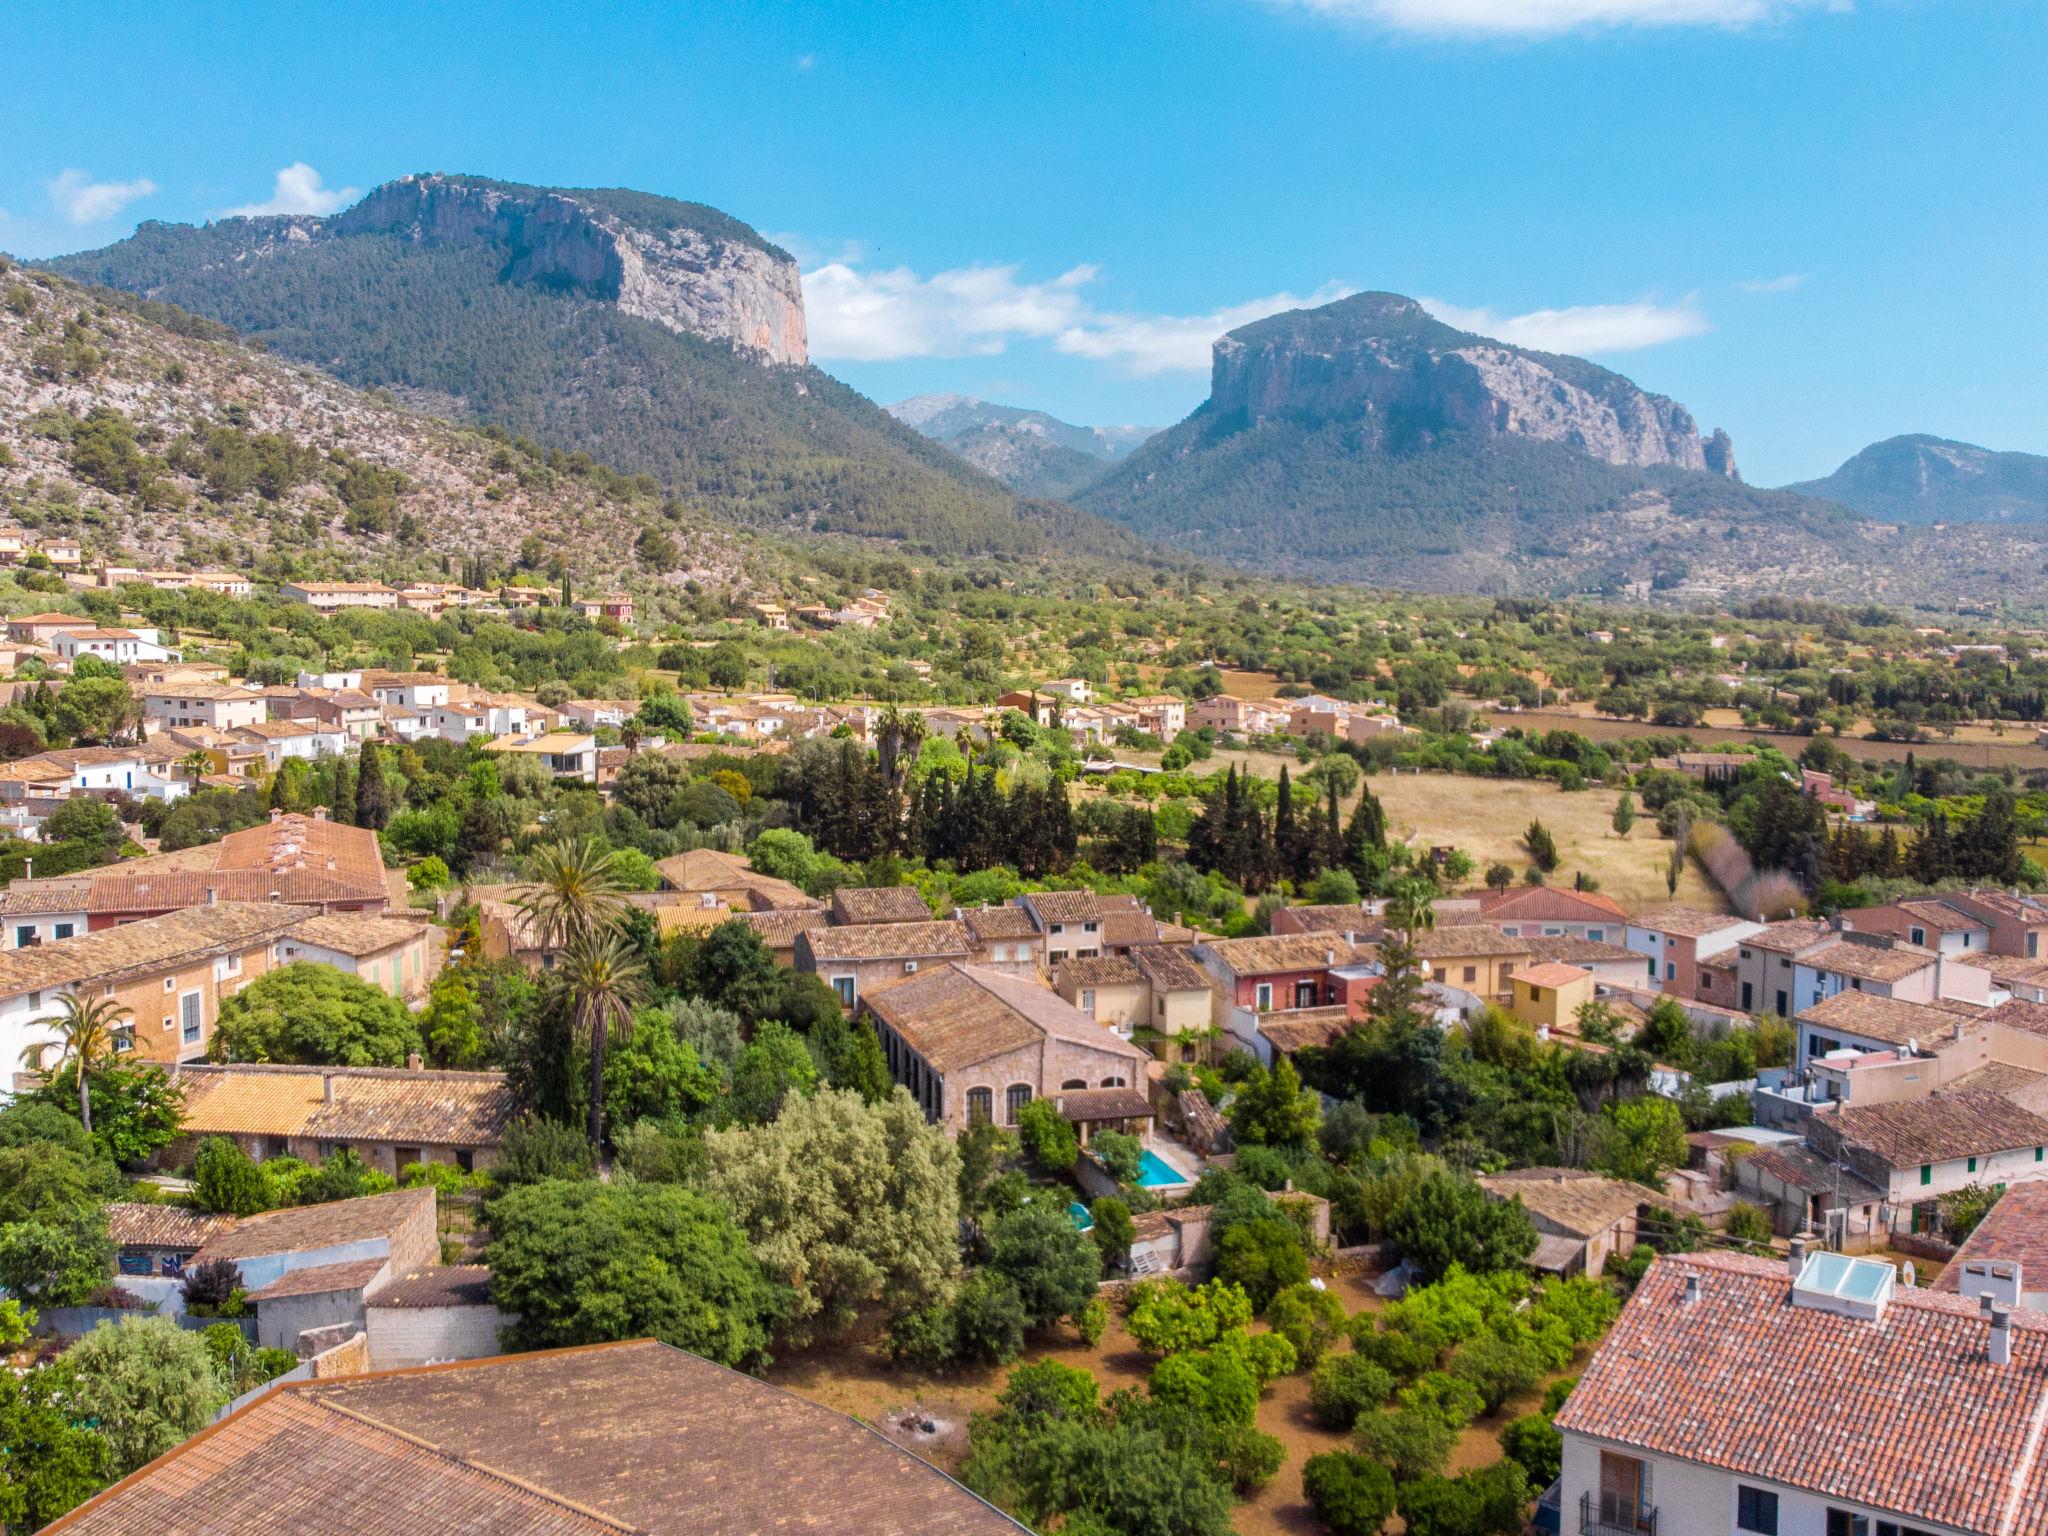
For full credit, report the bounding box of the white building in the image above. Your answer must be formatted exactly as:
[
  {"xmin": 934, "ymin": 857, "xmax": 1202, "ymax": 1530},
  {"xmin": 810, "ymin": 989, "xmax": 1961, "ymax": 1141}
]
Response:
[{"xmin": 54, "ymin": 627, "xmax": 178, "ymax": 666}]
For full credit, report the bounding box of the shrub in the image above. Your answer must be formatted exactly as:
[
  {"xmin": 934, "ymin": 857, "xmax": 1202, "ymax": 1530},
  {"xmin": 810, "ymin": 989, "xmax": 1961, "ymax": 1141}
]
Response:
[
  {"xmin": 1213, "ymin": 1217, "xmax": 1310, "ymax": 1312},
  {"xmin": 1724, "ymin": 1200, "xmax": 1774, "ymax": 1246},
  {"xmin": 1354, "ymin": 1402, "xmax": 1456, "ymax": 1481},
  {"xmin": 178, "ymin": 1258, "xmax": 243, "ymax": 1316},
  {"xmin": 1499, "ymin": 1411, "xmax": 1563, "ymax": 1487},
  {"xmin": 1090, "ymin": 1130, "xmax": 1143, "ymax": 1185},
  {"xmin": 191, "ymin": 1136, "xmax": 270, "ymax": 1217},
  {"xmin": 1212, "ymin": 1422, "xmax": 1286, "ymax": 1494},
  {"xmin": 1396, "ymin": 1462, "xmax": 1530, "ymax": 1536},
  {"xmin": 1090, "ymin": 1197, "xmax": 1135, "ymax": 1270},
  {"xmin": 1448, "ymin": 1329, "xmax": 1545, "ymax": 1415},
  {"xmin": 1311, "ymin": 1352, "xmax": 1395, "ymax": 1429},
  {"xmin": 1014, "ymin": 1098, "xmax": 1078, "ymax": 1173},
  {"xmin": 1267, "ymin": 1281, "xmax": 1348, "ymax": 1366},
  {"xmin": 1399, "ymin": 1370, "xmax": 1486, "ymax": 1430},
  {"xmin": 950, "ymin": 1270, "xmax": 1029, "ymax": 1366},
  {"xmin": 1302, "ymin": 1451, "xmax": 1397, "ymax": 1536}
]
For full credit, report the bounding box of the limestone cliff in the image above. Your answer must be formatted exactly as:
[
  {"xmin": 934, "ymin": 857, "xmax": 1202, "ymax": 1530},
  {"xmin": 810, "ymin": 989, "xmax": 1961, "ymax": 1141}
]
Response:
[
  {"xmin": 1208, "ymin": 292, "xmax": 1724, "ymax": 472},
  {"xmin": 331, "ymin": 174, "xmax": 808, "ymax": 364}
]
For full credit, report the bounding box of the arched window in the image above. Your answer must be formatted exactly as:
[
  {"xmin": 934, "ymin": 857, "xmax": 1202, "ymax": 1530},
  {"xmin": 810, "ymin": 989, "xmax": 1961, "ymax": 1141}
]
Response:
[
  {"xmin": 1005, "ymin": 1083, "xmax": 1034, "ymax": 1124},
  {"xmin": 1061, "ymin": 1079, "xmax": 1088, "ymax": 1091},
  {"xmin": 1099, "ymin": 1076, "xmax": 1125, "ymax": 1088},
  {"xmin": 966, "ymin": 1087, "xmax": 993, "ymax": 1124}
]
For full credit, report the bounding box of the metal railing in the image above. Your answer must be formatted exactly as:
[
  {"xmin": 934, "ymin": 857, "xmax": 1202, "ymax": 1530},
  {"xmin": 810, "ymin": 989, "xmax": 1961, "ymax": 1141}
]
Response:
[{"xmin": 1580, "ymin": 1492, "xmax": 1658, "ymax": 1536}]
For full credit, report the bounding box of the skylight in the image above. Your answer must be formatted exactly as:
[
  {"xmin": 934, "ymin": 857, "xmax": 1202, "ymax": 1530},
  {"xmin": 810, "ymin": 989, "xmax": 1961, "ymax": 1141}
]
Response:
[{"xmin": 1792, "ymin": 1249, "xmax": 1895, "ymax": 1320}]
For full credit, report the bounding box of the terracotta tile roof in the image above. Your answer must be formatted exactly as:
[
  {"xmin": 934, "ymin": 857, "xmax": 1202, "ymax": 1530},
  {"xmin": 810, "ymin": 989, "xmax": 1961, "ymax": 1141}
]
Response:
[
  {"xmin": 1018, "ymin": 890, "xmax": 1146, "ymax": 927},
  {"xmin": 1945, "ymin": 1061, "xmax": 2048, "ymax": 1097},
  {"xmin": 1477, "ymin": 885, "xmax": 1627, "ymax": 922},
  {"xmin": 172, "ymin": 1064, "xmax": 516, "ymax": 1150},
  {"xmin": 800, "ymin": 920, "xmax": 974, "ymax": 964},
  {"xmin": 1988, "ymin": 999, "xmax": 2048, "ymax": 1039},
  {"xmin": 246, "ymin": 1257, "xmax": 389, "ymax": 1302},
  {"xmin": 366, "ymin": 1266, "xmax": 496, "ymax": 1309},
  {"xmin": 1957, "ymin": 889, "xmax": 2048, "ymax": 925},
  {"xmin": 42, "ymin": 1340, "xmax": 1028, "ymax": 1536},
  {"xmin": 957, "ymin": 905, "xmax": 1039, "ymax": 943},
  {"xmin": 1736, "ymin": 1141, "xmax": 1887, "ymax": 1202},
  {"xmin": 652, "ymin": 848, "xmax": 815, "ymax": 910},
  {"xmin": 1930, "ymin": 1182, "xmax": 2048, "ymax": 1294},
  {"xmin": 1060, "ymin": 954, "xmax": 1142, "ymax": 988},
  {"xmin": 1554, "ymin": 1252, "xmax": 2048, "ymax": 1536},
  {"xmin": 0, "ymin": 901, "xmax": 316, "ymax": 999},
  {"xmin": 1627, "ymin": 904, "xmax": 1751, "ymax": 938},
  {"xmin": 1130, "ymin": 944, "xmax": 1213, "ymax": 993},
  {"xmin": 284, "ymin": 912, "xmax": 424, "ymax": 957},
  {"xmin": 104, "ymin": 1202, "xmax": 236, "ymax": 1251},
  {"xmin": 830, "ymin": 886, "xmax": 934, "ymax": 924},
  {"xmin": 1800, "ymin": 938, "xmax": 1939, "ymax": 983},
  {"xmin": 1258, "ymin": 1007, "xmax": 1356, "ymax": 1054},
  {"xmin": 737, "ymin": 907, "xmax": 830, "ymax": 951},
  {"xmin": 1411, "ymin": 924, "xmax": 1532, "ymax": 960},
  {"xmin": 83, "ymin": 868, "xmax": 379, "ymax": 913},
  {"xmin": 1477, "ymin": 1168, "xmax": 1669, "ymax": 1237},
  {"xmin": 0, "ymin": 876, "xmax": 94, "ymax": 915},
  {"xmin": 1797, "ymin": 990, "xmax": 1964, "ymax": 1047},
  {"xmin": 1274, "ymin": 903, "xmax": 1383, "ymax": 935},
  {"xmin": 1522, "ymin": 935, "xmax": 1643, "ymax": 966},
  {"xmin": 1744, "ymin": 917, "xmax": 1833, "ymax": 954},
  {"xmin": 1811, "ymin": 1090, "xmax": 2048, "ymax": 1171},
  {"xmin": 1197, "ymin": 933, "xmax": 1376, "ymax": 977},
  {"xmin": 1054, "ymin": 1086, "xmax": 1153, "ymax": 1122},
  {"xmin": 195, "ymin": 1189, "xmax": 432, "ymax": 1265},
  {"xmin": 1510, "ymin": 962, "xmax": 1592, "ymax": 989},
  {"xmin": 864, "ymin": 963, "xmax": 1146, "ymax": 1075}
]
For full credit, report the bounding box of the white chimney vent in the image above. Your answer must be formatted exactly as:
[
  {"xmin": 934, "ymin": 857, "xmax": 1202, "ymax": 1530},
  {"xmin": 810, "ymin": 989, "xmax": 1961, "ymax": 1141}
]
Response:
[
  {"xmin": 1991, "ymin": 1307, "xmax": 2013, "ymax": 1366},
  {"xmin": 1961, "ymin": 1260, "xmax": 2023, "ymax": 1311},
  {"xmin": 1789, "ymin": 1236, "xmax": 1807, "ymax": 1278}
]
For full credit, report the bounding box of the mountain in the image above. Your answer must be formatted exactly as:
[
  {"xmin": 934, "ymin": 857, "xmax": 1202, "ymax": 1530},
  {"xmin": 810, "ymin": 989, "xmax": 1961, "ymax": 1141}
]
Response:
[
  {"xmin": 0, "ymin": 263, "xmax": 743, "ymax": 586},
  {"xmin": 887, "ymin": 394, "xmax": 1156, "ymax": 497},
  {"xmin": 1071, "ymin": 291, "xmax": 1885, "ymax": 592},
  {"xmin": 41, "ymin": 174, "xmax": 1124, "ymax": 560},
  {"xmin": 1783, "ymin": 435, "xmax": 2048, "ymax": 525}
]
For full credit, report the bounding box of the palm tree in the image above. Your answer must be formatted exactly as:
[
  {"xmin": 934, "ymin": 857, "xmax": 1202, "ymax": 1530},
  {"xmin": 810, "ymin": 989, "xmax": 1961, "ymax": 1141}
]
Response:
[
  {"xmin": 1384, "ymin": 877, "xmax": 1438, "ymax": 944},
  {"xmin": 558, "ymin": 928, "xmax": 647, "ymax": 1149},
  {"xmin": 23, "ymin": 992, "xmax": 130, "ymax": 1134},
  {"xmin": 514, "ymin": 837, "xmax": 629, "ymax": 956}
]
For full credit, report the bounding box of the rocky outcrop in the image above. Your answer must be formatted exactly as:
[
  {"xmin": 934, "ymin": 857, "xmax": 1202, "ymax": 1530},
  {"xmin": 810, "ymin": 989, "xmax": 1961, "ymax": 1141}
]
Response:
[
  {"xmin": 1208, "ymin": 292, "xmax": 1725, "ymax": 472},
  {"xmin": 1704, "ymin": 428, "xmax": 1740, "ymax": 481},
  {"xmin": 334, "ymin": 175, "xmax": 808, "ymax": 364}
]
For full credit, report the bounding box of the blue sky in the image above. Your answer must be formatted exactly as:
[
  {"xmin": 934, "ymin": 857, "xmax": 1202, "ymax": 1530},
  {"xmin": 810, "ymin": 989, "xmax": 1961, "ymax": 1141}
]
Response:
[{"xmin": 4, "ymin": 0, "xmax": 2043, "ymax": 485}]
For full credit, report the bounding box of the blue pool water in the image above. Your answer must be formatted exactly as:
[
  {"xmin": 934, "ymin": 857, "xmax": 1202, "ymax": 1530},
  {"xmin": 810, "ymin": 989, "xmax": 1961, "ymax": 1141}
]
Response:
[
  {"xmin": 1068, "ymin": 1201, "xmax": 1094, "ymax": 1232},
  {"xmin": 1137, "ymin": 1149, "xmax": 1187, "ymax": 1188}
]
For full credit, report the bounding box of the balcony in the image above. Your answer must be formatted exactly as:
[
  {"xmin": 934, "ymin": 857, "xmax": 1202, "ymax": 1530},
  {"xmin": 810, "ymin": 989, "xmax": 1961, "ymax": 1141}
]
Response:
[{"xmin": 1580, "ymin": 1492, "xmax": 1657, "ymax": 1536}]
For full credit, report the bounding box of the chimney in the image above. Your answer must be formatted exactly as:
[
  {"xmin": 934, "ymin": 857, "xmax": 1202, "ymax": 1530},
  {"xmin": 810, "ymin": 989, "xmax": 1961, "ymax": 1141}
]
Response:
[
  {"xmin": 406, "ymin": 1052, "xmax": 422, "ymax": 1072},
  {"xmin": 312, "ymin": 805, "xmax": 328, "ymax": 820},
  {"xmin": 1324, "ymin": 949, "xmax": 1336, "ymax": 966},
  {"xmin": 1789, "ymin": 1236, "xmax": 1808, "ymax": 1278},
  {"xmin": 269, "ymin": 890, "xmax": 281, "ymax": 903},
  {"xmin": 21, "ymin": 858, "xmax": 29, "ymax": 880},
  {"xmin": 1991, "ymin": 1307, "xmax": 2013, "ymax": 1365},
  {"xmin": 268, "ymin": 808, "xmax": 282, "ymax": 823},
  {"xmin": 322, "ymin": 1073, "xmax": 335, "ymax": 1105},
  {"xmin": 205, "ymin": 886, "xmax": 219, "ymax": 905}
]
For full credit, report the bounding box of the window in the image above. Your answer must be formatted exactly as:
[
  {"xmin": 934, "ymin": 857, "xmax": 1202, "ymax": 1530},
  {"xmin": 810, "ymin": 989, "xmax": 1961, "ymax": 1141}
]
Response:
[
  {"xmin": 1968, "ymin": 1156, "xmax": 1978, "ymax": 1173},
  {"xmin": 1910, "ymin": 927, "xmax": 1926, "ymax": 947},
  {"xmin": 455, "ymin": 1150, "xmax": 474, "ymax": 1173},
  {"xmin": 966, "ymin": 1087, "xmax": 993, "ymax": 1123},
  {"xmin": 1080, "ymin": 990, "xmax": 1096, "ymax": 1013},
  {"xmin": 1101, "ymin": 1076, "xmax": 1125, "ymax": 1088},
  {"xmin": 1666, "ymin": 962, "xmax": 1677, "ymax": 981},
  {"xmin": 12, "ymin": 926, "xmax": 31, "ymax": 948},
  {"xmin": 1920, "ymin": 1163, "xmax": 1933, "ymax": 1186},
  {"xmin": 1004, "ymin": 1084, "xmax": 1033, "ymax": 1124},
  {"xmin": 1827, "ymin": 1512, "xmax": 1869, "ymax": 1536},
  {"xmin": 1083, "ymin": 921, "xmax": 1099, "ymax": 934},
  {"xmin": 1588, "ymin": 929, "xmax": 1605, "ymax": 943},
  {"xmin": 1462, "ymin": 966, "xmax": 1477, "ymax": 984},
  {"xmin": 1737, "ymin": 1487, "xmax": 1779, "ymax": 1536},
  {"xmin": 1877, "ymin": 1520, "xmax": 1938, "ymax": 1536},
  {"xmin": 833, "ymin": 976, "xmax": 856, "ymax": 1007},
  {"xmin": 164, "ymin": 976, "xmax": 176, "ymax": 993},
  {"xmin": 180, "ymin": 990, "xmax": 202, "ymax": 1045},
  {"xmin": 1255, "ymin": 982, "xmax": 1273, "ymax": 1011},
  {"xmin": 53, "ymin": 923, "xmax": 72, "ymax": 941}
]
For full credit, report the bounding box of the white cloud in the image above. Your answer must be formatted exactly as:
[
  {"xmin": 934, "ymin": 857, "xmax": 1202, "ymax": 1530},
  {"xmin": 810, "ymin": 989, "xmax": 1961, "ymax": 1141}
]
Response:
[
  {"xmin": 803, "ymin": 255, "xmax": 1349, "ymax": 374},
  {"xmin": 803, "ymin": 261, "xmax": 1100, "ymax": 361},
  {"xmin": 226, "ymin": 162, "xmax": 360, "ymax": 218},
  {"xmin": 1739, "ymin": 272, "xmax": 1806, "ymax": 293},
  {"xmin": 1271, "ymin": 0, "xmax": 1845, "ymax": 37},
  {"xmin": 796, "ymin": 52, "xmax": 816, "ymax": 70},
  {"xmin": 47, "ymin": 170, "xmax": 157, "ymax": 225},
  {"xmin": 1420, "ymin": 295, "xmax": 1708, "ymax": 353},
  {"xmin": 1055, "ymin": 284, "xmax": 1354, "ymax": 375}
]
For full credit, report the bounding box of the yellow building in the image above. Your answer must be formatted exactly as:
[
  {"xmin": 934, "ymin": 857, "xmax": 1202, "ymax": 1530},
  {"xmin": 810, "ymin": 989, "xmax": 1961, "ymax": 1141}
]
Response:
[{"xmin": 1507, "ymin": 962, "xmax": 1597, "ymax": 1033}]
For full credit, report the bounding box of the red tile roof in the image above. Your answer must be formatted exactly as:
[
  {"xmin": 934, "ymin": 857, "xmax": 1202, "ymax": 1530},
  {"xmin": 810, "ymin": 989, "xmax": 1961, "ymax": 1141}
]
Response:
[{"xmin": 1554, "ymin": 1252, "xmax": 2048, "ymax": 1536}]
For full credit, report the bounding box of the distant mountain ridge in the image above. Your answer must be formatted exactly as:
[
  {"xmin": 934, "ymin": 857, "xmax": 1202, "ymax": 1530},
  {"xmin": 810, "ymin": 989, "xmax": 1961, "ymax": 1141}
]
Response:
[
  {"xmin": 1784, "ymin": 435, "xmax": 2048, "ymax": 525},
  {"xmin": 1068, "ymin": 289, "xmax": 2048, "ymax": 604},
  {"xmin": 887, "ymin": 394, "xmax": 1157, "ymax": 498},
  {"xmin": 43, "ymin": 175, "xmax": 1134, "ymax": 560}
]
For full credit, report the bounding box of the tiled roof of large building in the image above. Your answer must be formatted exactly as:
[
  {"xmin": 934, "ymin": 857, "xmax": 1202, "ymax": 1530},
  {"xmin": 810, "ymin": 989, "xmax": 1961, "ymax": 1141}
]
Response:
[
  {"xmin": 1059, "ymin": 954, "xmax": 1142, "ymax": 988},
  {"xmin": 957, "ymin": 905, "xmax": 1039, "ymax": 943},
  {"xmin": 1412, "ymin": 924, "xmax": 1532, "ymax": 960},
  {"xmin": 1017, "ymin": 890, "xmax": 1147, "ymax": 927},
  {"xmin": 1799, "ymin": 938, "xmax": 1938, "ymax": 984},
  {"xmin": 1257, "ymin": 1007, "xmax": 1356, "ymax": 1055},
  {"xmin": 283, "ymin": 912, "xmax": 424, "ymax": 957},
  {"xmin": 1554, "ymin": 1252, "xmax": 2048, "ymax": 1536},
  {"xmin": 1477, "ymin": 884, "xmax": 1627, "ymax": 922},
  {"xmin": 1744, "ymin": 917, "xmax": 1833, "ymax": 953},
  {"xmin": 737, "ymin": 906, "xmax": 830, "ymax": 951},
  {"xmin": 1812, "ymin": 1090, "xmax": 2048, "ymax": 1170},
  {"xmin": 1273, "ymin": 903, "xmax": 1383, "ymax": 935},
  {"xmin": 1521, "ymin": 935, "xmax": 1643, "ymax": 967},
  {"xmin": 1476, "ymin": 1167, "xmax": 1669, "ymax": 1238},
  {"xmin": 652, "ymin": 848, "xmax": 815, "ymax": 911},
  {"xmin": 1197, "ymin": 933, "xmax": 1376, "ymax": 977},
  {"xmin": 194, "ymin": 1189, "xmax": 432, "ymax": 1265},
  {"xmin": 82, "ymin": 867, "xmax": 379, "ymax": 913},
  {"xmin": 0, "ymin": 902, "xmax": 317, "ymax": 999},
  {"xmin": 245, "ymin": 1257, "xmax": 389, "ymax": 1302},
  {"xmin": 366, "ymin": 1265, "xmax": 496, "ymax": 1309},
  {"xmin": 104, "ymin": 1202, "xmax": 236, "ymax": 1251},
  {"xmin": 800, "ymin": 920, "xmax": 974, "ymax": 964},
  {"xmin": 830, "ymin": 885, "xmax": 934, "ymax": 925},
  {"xmin": 44, "ymin": 1340, "xmax": 1028, "ymax": 1536},
  {"xmin": 1797, "ymin": 989, "xmax": 1972, "ymax": 1047},
  {"xmin": 864, "ymin": 963, "xmax": 1146, "ymax": 1074},
  {"xmin": 171, "ymin": 1064, "xmax": 516, "ymax": 1150}
]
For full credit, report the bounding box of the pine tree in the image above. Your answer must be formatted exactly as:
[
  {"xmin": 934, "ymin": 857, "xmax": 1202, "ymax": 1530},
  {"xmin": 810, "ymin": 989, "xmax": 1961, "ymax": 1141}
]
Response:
[
  {"xmin": 355, "ymin": 742, "xmax": 389, "ymax": 831},
  {"xmin": 1612, "ymin": 790, "xmax": 1636, "ymax": 837}
]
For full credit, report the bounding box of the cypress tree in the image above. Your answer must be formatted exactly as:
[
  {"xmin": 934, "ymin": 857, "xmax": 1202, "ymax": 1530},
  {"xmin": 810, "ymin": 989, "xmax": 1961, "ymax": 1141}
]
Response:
[{"xmin": 355, "ymin": 741, "xmax": 389, "ymax": 830}]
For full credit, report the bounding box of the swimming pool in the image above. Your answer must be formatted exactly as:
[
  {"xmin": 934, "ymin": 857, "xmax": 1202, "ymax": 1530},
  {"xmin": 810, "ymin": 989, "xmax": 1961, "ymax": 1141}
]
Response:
[
  {"xmin": 1136, "ymin": 1148, "xmax": 1189, "ymax": 1189},
  {"xmin": 1068, "ymin": 1201, "xmax": 1094, "ymax": 1232}
]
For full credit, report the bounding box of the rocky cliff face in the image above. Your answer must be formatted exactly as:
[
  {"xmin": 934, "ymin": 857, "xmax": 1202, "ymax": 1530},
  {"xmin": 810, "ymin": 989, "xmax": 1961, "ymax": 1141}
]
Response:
[
  {"xmin": 1209, "ymin": 292, "xmax": 1726, "ymax": 473},
  {"xmin": 333, "ymin": 175, "xmax": 807, "ymax": 364}
]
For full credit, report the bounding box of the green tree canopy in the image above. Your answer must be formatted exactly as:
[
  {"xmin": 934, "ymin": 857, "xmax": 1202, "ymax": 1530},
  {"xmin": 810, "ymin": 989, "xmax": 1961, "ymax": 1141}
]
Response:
[
  {"xmin": 58, "ymin": 1318, "xmax": 225, "ymax": 1478},
  {"xmin": 210, "ymin": 962, "xmax": 421, "ymax": 1066}
]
